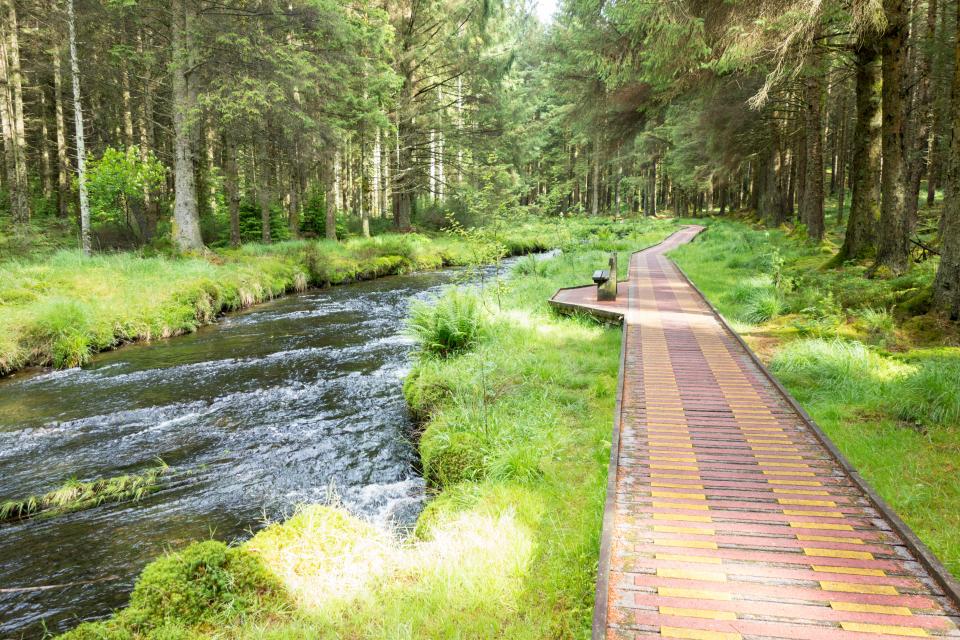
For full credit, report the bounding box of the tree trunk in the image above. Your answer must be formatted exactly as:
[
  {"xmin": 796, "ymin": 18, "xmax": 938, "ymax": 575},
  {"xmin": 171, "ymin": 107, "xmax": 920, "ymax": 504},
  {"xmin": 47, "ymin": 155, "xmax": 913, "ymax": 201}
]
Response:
[
  {"xmin": 257, "ymin": 146, "xmax": 272, "ymax": 243},
  {"xmin": 836, "ymin": 100, "xmax": 848, "ymax": 227},
  {"xmin": 840, "ymin": 44, "xmax": 883, "ymax": 261},
  {"xmin": 591, "ymin": 135, "xmax": 600, "ymax": 216},
  {"xmin": 136, "ymin": 29, "xmax": 158, "ymax": 239},
  {"xmin": 1, "ymin": 0, "xmax": 28, "ymax": 227},
  {"xmin": 53, "ymin": 46, "xmax": 70, "ymax": 220},
  {"xmin": 68, "ymin": 0, "xmax": 91, "ymax": 254},
  {"xmin": 170, "ymin": 0, "xmax": 204, "ymax": 252},
  {"xmin": 932, "ymin": 9, "xmax": 960, "ymax": 318},
  {"xmin": 40, "ymin": 85, "xmax": 53, "ymax": 201},
  {"xmin": 801, "ymin": 46, "xmax": 826, "ymax": 241},
  {"xmin": 875, "ymin": 0, "xmax": 911, "ymax": 274},
  {"xmin": 223, "ymin": 133, "xmax": 240, "ymax": 247},
  {"xmin": 325, "ymin": 155, "xmax": 338, "ymax": 241}
]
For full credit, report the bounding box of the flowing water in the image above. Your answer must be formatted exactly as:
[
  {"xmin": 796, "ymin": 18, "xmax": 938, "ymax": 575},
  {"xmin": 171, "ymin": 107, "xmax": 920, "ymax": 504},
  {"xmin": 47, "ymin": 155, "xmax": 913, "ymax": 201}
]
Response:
[{"xmin": 0, "ymin": 259, "xmax": 522, "ymax": 638}]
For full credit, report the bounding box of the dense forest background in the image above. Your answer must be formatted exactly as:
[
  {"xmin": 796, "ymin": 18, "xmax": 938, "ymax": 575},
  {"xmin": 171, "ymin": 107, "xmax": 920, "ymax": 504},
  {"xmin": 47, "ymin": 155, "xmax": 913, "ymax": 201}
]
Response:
[{"xmin": 1, "ymin": 0, "xmax": 960, "ymax": 317}]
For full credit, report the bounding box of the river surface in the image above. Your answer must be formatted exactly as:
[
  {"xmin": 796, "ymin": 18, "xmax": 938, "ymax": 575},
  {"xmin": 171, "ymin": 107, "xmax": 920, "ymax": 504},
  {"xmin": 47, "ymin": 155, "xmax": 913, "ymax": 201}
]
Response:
[{"xmin": 0, "ymin": 260, "xmax": 520, "ymax": 638}]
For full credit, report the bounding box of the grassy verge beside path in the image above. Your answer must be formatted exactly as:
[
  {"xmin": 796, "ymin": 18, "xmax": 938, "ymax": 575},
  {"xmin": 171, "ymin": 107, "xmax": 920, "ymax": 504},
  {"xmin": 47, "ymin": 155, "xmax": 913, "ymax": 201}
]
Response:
[
  {"xmin": 0, "ymin": 223, "xmax": 562, "ymax": 377},
  {"xmin": 56, "ymin": 217, "xmax": 680, "ymax": 639},
  {"xmin": 670, "ymin": 218, "xmax": 960, "ymax": 578}
]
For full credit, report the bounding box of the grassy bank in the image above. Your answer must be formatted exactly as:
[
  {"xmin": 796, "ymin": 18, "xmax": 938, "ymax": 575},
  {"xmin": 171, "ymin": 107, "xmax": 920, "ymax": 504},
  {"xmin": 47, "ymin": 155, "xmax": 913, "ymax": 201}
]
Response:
[
  {"xmin": 0, "ymin": 224, "xmax": 561, "ymax": 377},
  {"xmin": 670, "ymin": 218, "xmax": 960, "ymax": 577},
  {"xmin": 57, "ymin": 217, "xmax": 680, "ymax": 640}
]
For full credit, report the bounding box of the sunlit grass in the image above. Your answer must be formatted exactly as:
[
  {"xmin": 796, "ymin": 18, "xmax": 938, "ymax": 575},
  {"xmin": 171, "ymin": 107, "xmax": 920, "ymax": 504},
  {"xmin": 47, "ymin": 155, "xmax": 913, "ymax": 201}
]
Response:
[{"xmin": 0, "ymin": 225, "xmax": 560, "ymax": 376}]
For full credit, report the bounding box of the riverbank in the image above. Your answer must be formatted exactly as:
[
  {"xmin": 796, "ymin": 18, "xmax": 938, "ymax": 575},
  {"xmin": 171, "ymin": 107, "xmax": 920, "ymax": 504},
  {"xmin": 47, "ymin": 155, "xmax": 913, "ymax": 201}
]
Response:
[
  {"xmin": 57, "ymin": 217, "xmax": 681, "ymax": 639},
  {"xmin": 0, "ymin": 224, "xmax": 560, "ymax": 377},
  {"xmin": 669, "ymin": 218, "xmax": 960, "ymax": 578}
]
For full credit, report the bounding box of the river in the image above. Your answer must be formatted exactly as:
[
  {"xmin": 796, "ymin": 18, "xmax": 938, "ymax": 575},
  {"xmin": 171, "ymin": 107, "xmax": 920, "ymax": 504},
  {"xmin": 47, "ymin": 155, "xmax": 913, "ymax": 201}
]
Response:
[{"xmin": 0, "ymin": 259, "xmax": 520, "ymax": 638}]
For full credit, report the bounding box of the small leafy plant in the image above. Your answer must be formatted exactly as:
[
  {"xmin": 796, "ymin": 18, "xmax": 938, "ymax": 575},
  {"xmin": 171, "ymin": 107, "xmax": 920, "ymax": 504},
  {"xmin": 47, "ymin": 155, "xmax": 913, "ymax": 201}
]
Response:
[{"xmin": 407, "ymin": 289, "xmax": 485, "ymax": 357}]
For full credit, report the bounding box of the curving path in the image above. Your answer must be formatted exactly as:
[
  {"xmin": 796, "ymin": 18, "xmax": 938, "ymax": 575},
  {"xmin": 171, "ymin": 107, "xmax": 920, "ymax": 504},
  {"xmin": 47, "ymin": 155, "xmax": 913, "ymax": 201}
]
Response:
[{"xmin": 550, "ymin": 226, "xmax": 960, "ymax": 640}]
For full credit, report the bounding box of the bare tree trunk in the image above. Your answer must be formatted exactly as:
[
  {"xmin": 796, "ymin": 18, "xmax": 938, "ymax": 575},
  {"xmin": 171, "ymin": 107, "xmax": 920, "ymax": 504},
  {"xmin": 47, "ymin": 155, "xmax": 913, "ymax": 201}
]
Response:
[
  {"xmin": 53, "ymin": 46, "xmax": 70, "ymax": 220},
  {"xmin": 170, "ymin": 0, "xmax": 205, "ymax": 251},
  {"xmin": 932, "ymin": 9, "xmax": 960, "ymax": 318},
  {"xmin": 875, "ymin": 0, "xmax": 911, "ymax": 274},
  {"xmin": 591, "ymin": 135, "xmax": 600, "ymax": 216},
  {"xmin": 136, "ymin": 29, "xmax": 158, "ymax": 240},
  {"xmin": 359, "ymin": 134, "xmax": 369, "ymax": 237},
  {"xmin": 1, "ymin": 0, "xmax": 28, "ymax": 226},
  {"xmin": 840, "ymin": 44, "xmax": 882, "ymax": 261},
  {"xmin": 68, "ymin": 0, "xmax": 91, "ymax": 254},
  {"xmin": 372, "ymin": 127, "xmax": 381, "ymax": 219},
  {"xmin": 325, "ymin": 155, "xmax": 338, "ymax": 241},
  {"xmin": 40, "ymin": 86, "xmax": 53, "ymax": 201},
  {"xmin": 257, "ymin": 145, "xmax": 272, "ymax": 243},
  {"xmin": 835, "ymin": 96, "xmax": 848, "ymax": 227},
  {"xmin": 223, "ymin": 133, "xmax": 240, "ymax": 247},
  {"xmin": 801, "ymin": 45, "xmax": 825, "ymax": 241}
]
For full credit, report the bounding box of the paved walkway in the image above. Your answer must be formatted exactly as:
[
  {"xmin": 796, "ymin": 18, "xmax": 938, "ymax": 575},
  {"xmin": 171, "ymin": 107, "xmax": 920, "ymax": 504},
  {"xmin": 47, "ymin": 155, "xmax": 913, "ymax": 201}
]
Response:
[{"xmin": 550, "ymin": 227, "xmax": 960, "ymax": 640}]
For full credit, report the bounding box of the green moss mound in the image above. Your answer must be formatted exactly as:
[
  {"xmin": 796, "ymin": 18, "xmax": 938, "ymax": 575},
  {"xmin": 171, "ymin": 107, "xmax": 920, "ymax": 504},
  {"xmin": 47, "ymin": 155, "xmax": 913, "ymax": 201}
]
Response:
[{"xmin": 123, "ymin": 540, "xmax": 284, "ymax": 631}]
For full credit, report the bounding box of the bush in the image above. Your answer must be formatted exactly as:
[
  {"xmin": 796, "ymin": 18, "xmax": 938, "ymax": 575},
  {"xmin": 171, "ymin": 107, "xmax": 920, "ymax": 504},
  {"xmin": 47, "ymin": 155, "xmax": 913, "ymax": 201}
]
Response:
[
  {"xmin": 893, "ymin": 359, "xmax": 960, "ymax": 429},
  {"xmin": 856, "ymin": 307, "xmax": 895, "ymax": 341},
  {"xmin": 512, "ymin": 255, "xmax": 548, "ymax": 277},
  {"xmin": 123, "ymin": 540, "xmax": 283, "ymax": 630},
  {"xmin": 407, "ymin": 289, "xmax": 485, "ymax": 357}
]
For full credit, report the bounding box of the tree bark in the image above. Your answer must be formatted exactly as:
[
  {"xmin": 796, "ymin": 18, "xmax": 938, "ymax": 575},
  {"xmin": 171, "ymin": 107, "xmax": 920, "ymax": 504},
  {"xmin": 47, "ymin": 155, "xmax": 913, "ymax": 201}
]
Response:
[
  {"xmin": 53, "ymin": 46, "xmax": 70, "ymax": 220},
  {"xmin": 223, "ymin": 133, "xmax": 240, "ymax": 247},
  {"xmin": 933, "ymin": 9, "xmax": 960, "ymax": 318},
  {"xmin": 840, "ymin": 43, "xmax": 882, "ymax": 261},
  {"xmin": 875, "ymin": 0, "xmax": 911, "ymax": 274},
  {"xmin": 68, "ymin": 0, "xmax": 91, "ymax": 254},
  {"xmin": 1, "ymin": 0, "xmax": 28, "ymax": 226},
  {"xmin": 170, "ymin": 0, "xmax": 205, "ymax": 252}
]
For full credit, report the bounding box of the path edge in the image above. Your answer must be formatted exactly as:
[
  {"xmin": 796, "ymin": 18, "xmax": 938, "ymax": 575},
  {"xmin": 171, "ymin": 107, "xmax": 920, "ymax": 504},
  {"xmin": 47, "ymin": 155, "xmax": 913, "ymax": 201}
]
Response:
[{"xmin": 669, "ymin": 245, "xmax": 960, "ymax": 611}]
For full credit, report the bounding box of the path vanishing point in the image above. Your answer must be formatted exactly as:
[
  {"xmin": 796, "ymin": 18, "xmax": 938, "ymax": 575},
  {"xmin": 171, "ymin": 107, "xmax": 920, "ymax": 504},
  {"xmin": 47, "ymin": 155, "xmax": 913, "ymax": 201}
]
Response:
[{"xmin": 550, "ymin": 226, "xmax": 960, "ymax": 640}]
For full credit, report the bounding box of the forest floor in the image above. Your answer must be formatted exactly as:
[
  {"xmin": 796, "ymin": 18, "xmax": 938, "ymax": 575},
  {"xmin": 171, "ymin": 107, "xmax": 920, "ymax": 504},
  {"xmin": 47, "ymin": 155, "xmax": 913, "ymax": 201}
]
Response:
[
  {"xmin": 50, "ymin": 213, "xmax": 960, "ymax": 639},
  {"xmin": 0, "ymin": 221, "xmax": 561, "ymax": 378}
]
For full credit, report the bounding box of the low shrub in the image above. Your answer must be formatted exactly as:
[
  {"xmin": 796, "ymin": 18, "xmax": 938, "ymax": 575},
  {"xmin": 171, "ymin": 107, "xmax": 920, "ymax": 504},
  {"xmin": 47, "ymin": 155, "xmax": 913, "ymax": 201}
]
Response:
[{"xmin": 407, "ymin": 289, "xmax": 485, "ymax": 358}]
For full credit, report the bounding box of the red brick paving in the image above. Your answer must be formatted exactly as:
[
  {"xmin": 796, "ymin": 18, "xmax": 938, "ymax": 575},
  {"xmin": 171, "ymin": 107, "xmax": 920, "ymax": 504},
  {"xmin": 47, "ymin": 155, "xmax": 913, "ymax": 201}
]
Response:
[{"xmin": 551, "ymin": 227, "xmax": 960, "ymax": 640}]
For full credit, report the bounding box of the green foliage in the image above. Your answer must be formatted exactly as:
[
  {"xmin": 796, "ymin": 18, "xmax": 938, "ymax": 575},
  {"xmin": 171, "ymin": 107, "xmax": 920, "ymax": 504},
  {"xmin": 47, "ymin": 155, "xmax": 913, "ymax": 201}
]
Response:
[
  {"xmin": 123, "ymin": 540, "xmax": 284, "ymax": 630},
  {"xmin": 407, "ymin": 289, "xmax": 485, "ymax": 357},
  {"xmin": 86, "ymin": 147, "xmax": 165, "ymax": 228}
]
